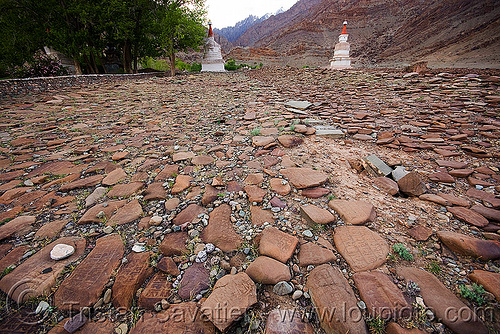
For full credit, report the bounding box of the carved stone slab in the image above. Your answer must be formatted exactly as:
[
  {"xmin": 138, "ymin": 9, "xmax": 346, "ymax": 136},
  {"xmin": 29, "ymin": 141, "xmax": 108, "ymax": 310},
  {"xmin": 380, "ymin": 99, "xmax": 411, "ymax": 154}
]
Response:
[
  {"xmin": 265, "ymin": 308, "xmax": 314, "ymax": 334},
  {"xmin": 0, "ymin": 237, "xmax": 86, "ymax": 304},
  {"xmin": 259, "ymin": 226, "xmax": 298, "ymax": 263},
  {"xmin": 54, "ymin": 234, "xmax": 124, "ymax": 312},
  {"xmin": 202, "ymin": 272, "xmax": 257, "ymax": 332},
  {"xmin": 298, "ymin": 238, "xmax": 337, "ymax": 267},
  {"xmin": 138, "ymin": 273, "xmax": 172, "ymax": 310},
  {"xmin": 306, "ymin": 264, "xmax": 368, "ymax": 334},
  {"xmin": 112, "ymin": 252, "xmax": 153, "ymax": 309},
  {"xmin": 333, "ymin": 226, "xmax": 389, "ymax": 272},
  {"xmin": 201, "ymin": 204, "xmax": 243, "ymax": 252}
]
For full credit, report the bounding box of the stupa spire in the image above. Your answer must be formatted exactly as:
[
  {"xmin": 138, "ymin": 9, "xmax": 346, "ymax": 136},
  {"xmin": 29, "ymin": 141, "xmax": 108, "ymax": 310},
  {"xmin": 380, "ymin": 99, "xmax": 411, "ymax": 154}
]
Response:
[
  {"xmin": 341, "ymin": 21, "xmax": 347, "ymax": 35},
  {"xmin": 208, "ymin": 20, "xmax": 213, "ymax": 37}
]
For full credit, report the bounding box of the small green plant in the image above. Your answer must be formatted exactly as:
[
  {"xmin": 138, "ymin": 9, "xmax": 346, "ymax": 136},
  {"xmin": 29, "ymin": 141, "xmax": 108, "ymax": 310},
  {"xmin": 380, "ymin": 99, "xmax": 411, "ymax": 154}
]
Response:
[
  {"xmin": 412, "ymin": 302, "xmax": 428, "ymax": 327},
  {"xmin": 426, "ymin": 261, "xmax": 441, "ymax": 274},
  {"xmin": 366, "ymin": 316, "xmax": 386, "ymax": 334},
  {"xmin": 1, "ymin": 265, "xmax": 14, "ymax": 277},
  {"xmin": 459, "ymin": 283, "xmax": 486, "ymax": 306},
  {"xmin": 392, "ymin": 243, "xmax": 414, "ymax": 261},
  {"xmin": 217, "ymin": 192, "xmax": 225, "ymax": 198},
  {"xmin": 406, "ymin": 281, "xmax": 420, "ymax": 296},
  {"xmin": 290, "ymin": 123, "xmax": 295, "ymax": 131},
  {"xmin": 250, "ymin": 127, "xmax": 261, "ymax": 136}
]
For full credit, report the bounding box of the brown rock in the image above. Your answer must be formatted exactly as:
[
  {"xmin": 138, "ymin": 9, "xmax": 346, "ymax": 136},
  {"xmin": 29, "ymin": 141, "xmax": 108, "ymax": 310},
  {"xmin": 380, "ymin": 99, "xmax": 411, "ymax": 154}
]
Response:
[
  {"xmin": 437, "ymin": 192, "xmax": 470, "ymax": 207},
  {"xmin": 447, "ymin": 206, "xmax": 489, "ymax": 227},
  {"xmin": 250, "ymin": 206, "xmax": 274, "ymax": 226},
  {"xmin": 54, "ymin": 234, "xmax": 124, "ymax": 311},
  {"xmin": 202, "ymin": 184, "xmax": 219, "ymax": 206},
  {"xmin": 159, "ymin": 232, "xmax": 187, "ymax": 256},
  {"xmin": 408, "ymin": 225, "xmax": 433, "ymax": 241},
  {"xmin": 192, "ymin": 155, "xmax": 214, "ymax": 165},
  {"xmin": 157, "ymin": 257, "xmax": 180, "ymax": 276},
  {"xmin": 471, "ymin": 205, "xmax": 500, "ymax": 222},
  {"xmin": 154, "ymin": 164, "xmax": 179, "ymax": 181},
  {"xmin": 419, "ymin": 194, "xmax": 448, "ymax": 206},
  {"xmin": 333, "ymin": 225, "xmax": 389, "ymax": 272},
  {"xmin": 466, "ymin": 188, "xmax": 500, "ymax": 208},
  {"xmin": 112, "ymin": 151, "xmax": 129, "ymax": 161},
  {"xmin": 449, "ymin": 169, "xmax": 474, "ymax": 178},
  {"xmin": 386, "ymin": 322, "xmax": 427, "ymax": 334},
  {"xmin": 164, "ymin": 198, "xmax": 180, "ymax": 212},
  {"xmin": 300, "ymin": 204, "xmax": 335, "ymax": 225},
  {"xmin": 0, "ymin": 187, "xmax": 30, "ymax": 204},
  {"xmin": 265, "ymin": 308, "xmax": 314, "ymax": 334},
  {"xmin": 78, "ymin": 200, "xmax": 127, "ymax": 224},
  {"xmin": 0, "ymin": 206, "xmax": 23, "ymax": 224},
  {"xmin": 102, "ymin": 168, "xmax": 127, "ymax": 186},
  {"xmin": 60, "ymin": 174, "xmax": 104, "ymax": 192},
  {"xmin": 300, "ymin": 187, "xmax": 330, "ymax": 198},
  {"xmin": 244, "ymin": 173, "xmax": 264, "ymax": 185},
  {"xmin": 144, "ymin": 183, "xmax": 166, "ymax": 201},
  {"xmin": 0, "ymin": 245, "xmax": 29, "ymax": 272},
  {"xmin": 374, "ymin": 177, "xmax": 399, "ymax": 195},
  {"xmin": 244, "ymin": 185, "xmax": 267, "ymax": 203},
  {"xmin": 307, "ymin": 264, "xmax": 368, "ymax": 334},
  {"xmin": 252, "ymin": 136, "xmax": 275, "ymax": 147},
  {"xmin": 112, "ymin": 252, "xmax": 153, "ymax": 309},
  {"xmin": 35, "ymin": 219, "xmax": 68, "ymax": 239},
  {"xmin": 172, "ymin": 204, "xmax": 204, "ymax": 226},
  {"xmin": 397, "ymin": 172, "xmax": 426, "ymax": 196},
  {"xmin": 201, "ymin": 204, "xmax": 243, "ymax": 252},
  {"xmin": 353, "ymin": 271, "xmax": 410, "ymax": 319},
  {"xmin": 280, "ymin": 168, "xmax": 328, "ymax": 189},
  {"xmin": 328, "ymin": 200, "xmax": 376, "ymax": 225},
  {"xmin": 469, "ymin": 270, "xmax": 500, "ymax": 302},
  {"xmin": 278, "ymin": 135, "xmax": 303, "ymax": 148},
  {"xmin": 437, "ymin": 231, "xmax": 500, "ymax": 260},
  {"xmin": 0, "ymin": 237, "xmax": 85, "ymax": 304},
  {"xmin": 171, "ymin": 175, "xmax": 193, "ymax": 194},
  {"xmin": 202, "ymin": 272, "xmax": 257, "ymax": 332},
  {"xmin": 48, "ymin": 318, "xmax": 115, "ymax": 334},
  {"xmin": 130, "ymin": 302, "xmax": 216, "ymax": 334},
  {"xmin": 298, "ymin": 238, "xmax": 337, "ymax": 267},
  {"xmin": 178, "ymin": 263, "xmax": 210, "ymax": 300},
  {"xmin": 245, "ymin": 256, "xmax": 291, "ymax": 284},
  {"xmin": 429, "ymin": 171, "xmax": 455, "ymax": 183},
  {"xmin": 107, "ymin": 199, "xmax": 143, "ymax": 226},
  {"xmin": 138, "ymin": 273, "xmax": 172, "ymax": 309},
  {"xmin": 107, "ymin": 182, "xmax": 144, "ymax": 198},
  {"xmin": 259, "ymin": 226, "xmax": 298, "ymax": 263},
  {"xmin": 396, "ymin": 266, "xmax": 488, "ymax": 334},
  {"xmin": 0, "ymin": 215, "xmax": 35, "ymax": 241},
  {"xmin": 435, "ymin": 160, "xmax": 468, "ymax": 169},
  {"xmin": 227, "ymin": 181, "xmax": 243, "ymax": 193}
]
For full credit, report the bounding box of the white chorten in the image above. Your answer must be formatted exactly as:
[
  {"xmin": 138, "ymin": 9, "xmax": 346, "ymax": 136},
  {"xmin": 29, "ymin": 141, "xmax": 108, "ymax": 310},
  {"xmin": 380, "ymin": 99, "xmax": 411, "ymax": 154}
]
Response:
[
  {"xmin": 330, "ymin": 21, "xmax": 352, "ymax": 70},
  {"xmin": 201, "ymin": 21, "xmax": 225, "ymax": 72}
]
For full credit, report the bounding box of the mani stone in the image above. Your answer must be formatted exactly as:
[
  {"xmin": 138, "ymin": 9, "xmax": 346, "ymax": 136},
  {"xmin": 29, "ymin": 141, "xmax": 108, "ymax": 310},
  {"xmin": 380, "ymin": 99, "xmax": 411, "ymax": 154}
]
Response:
[
  {"xmin": 50, "ymin": 244, "xmax": 75, "ymax": 260},
  {"xmin": 107, "ymin": 199, "xmax": 143, "ymax": 226},
  {"xmin": 202, "ymin": 272, "xmax": 257, "ymax": 332},
  {"xmin": 373, "ymin": 177, "xmax": 399, "ymax": 195},
  {"xmin": 363, "ymin": 155, "xmax": 393, "ymax": 177},
  {"xmin": 0, "ymin": 237, "xmax": 86, "ymax": 304},
  {"xmin": 314, "ymin": 126, "xmax": 345, "ymax": 138},
  {"xmin": 437, "ymin": 231, "xmax": 500, "ymax": 260},
  {"xmin": 245, "ymin": 256, "xmax": 291, "ymax": 284},
  {"xmin": 172, "ymin": 204, "xmax": 204, "ymax": 226},
  {"xmin": 138, "ymin": 273, "xmax": 172, "ymax": 309},
  {"xmin": 280, "ymin": 168, "xmax": 328, "ymax": 189},
  {"xmin": 386, "ymin": 322, "xmax": 427, "ymax": 334},
  {"xmin": 397, "ymin": 172, "xmax": 427, "ymax": 197},
  {"xmin": 300, "ymin": 204, "xmax": 335, "ymax": 225},
  {"xmin": 250, "ymin": 206, "xmax": 274, "ymax": 226},
  {"xmin": 333, "ymin": 225, "xmax": 389, "ymax": 272},
  {"xmin": 159, "ymin": 232, "xmax": 188, "ymax": 256},
  {"xmin": 265, "ymin": 308, "xmax": 314, "ymax": 334},
  {"xmin": 0, "ymin": 215, "xmax": 36, "ymax": 241},
  {"xmin": 328, "ymin": 200, "xmax": 376, "ymax": 225},
  {"xmin": 284, "ymin": 101, "xmax": 312, "ymax": 110},
  {"xmin": 178, "ymin": 263, "xmax": 210, "ymax": 300},
  {"xmin": 307, "ymin": 264, "xmax": 367, "ymax": 334},
  {"xmin": 130, "ymin": 302, "xmax": 216, "ymax": 334},
  {"xmin": 201, "ymin": 204, "xmax": 243, "ymax": 252},
  {"xmin": 259, "ymin": 226, "xmax": 299, "ymax": 263},
  {"xmin": 469, "ymin": 270, "xmax": 500, "ymax": 302},
  {"xmin": 298, "ymin": 238, "xmax": 337, "ymax": 267},
  {"xmin": 396, "ymin": 266, "xmax": 488, "ymax": 334},
  {"xmin": 446, "ymin": 206, "xmax": 489, "ymax": 227},
  {"xmin": 54, "ymin": 234, "xmax": 124, "ymax": 311},
  {"xmin": 353, "ymin": 271, "xmax": 410, "ymax": 320},
  {"xmin": 112, "ymin": 252, "xmax": 153, "ymax": 309}
]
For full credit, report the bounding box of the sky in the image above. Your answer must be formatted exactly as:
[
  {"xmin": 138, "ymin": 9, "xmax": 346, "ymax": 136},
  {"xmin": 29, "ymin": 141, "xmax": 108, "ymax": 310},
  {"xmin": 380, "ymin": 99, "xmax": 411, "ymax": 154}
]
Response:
[{"xmin": 206, "ymin": 0, "xmax": 298, "ymax": 29}]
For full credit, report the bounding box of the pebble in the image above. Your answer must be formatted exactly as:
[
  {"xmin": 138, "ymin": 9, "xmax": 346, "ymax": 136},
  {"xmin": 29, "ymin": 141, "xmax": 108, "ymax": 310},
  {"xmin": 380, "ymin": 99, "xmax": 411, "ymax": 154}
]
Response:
[
  {"xmin": 273, "ymin": 281, "xmax": 293, "ymax": 295},
  {"xmin": 50, "ymin": 244, "xmax": 75, "ymax": 261}
]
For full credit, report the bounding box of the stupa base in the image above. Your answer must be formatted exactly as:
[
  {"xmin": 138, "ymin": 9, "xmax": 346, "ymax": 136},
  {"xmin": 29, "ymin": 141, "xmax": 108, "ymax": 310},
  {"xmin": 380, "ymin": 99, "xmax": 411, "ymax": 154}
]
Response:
[{"xmin": 201, "ymin": 62, "xmax": 225, "ymax": 72}]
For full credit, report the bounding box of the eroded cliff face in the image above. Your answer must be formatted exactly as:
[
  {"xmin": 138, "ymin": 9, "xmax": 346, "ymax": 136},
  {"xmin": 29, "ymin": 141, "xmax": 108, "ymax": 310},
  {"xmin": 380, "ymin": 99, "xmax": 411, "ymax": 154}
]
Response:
[{"xmin": 231, "ymin": 0, "xmax": 500, "ymax": 68}]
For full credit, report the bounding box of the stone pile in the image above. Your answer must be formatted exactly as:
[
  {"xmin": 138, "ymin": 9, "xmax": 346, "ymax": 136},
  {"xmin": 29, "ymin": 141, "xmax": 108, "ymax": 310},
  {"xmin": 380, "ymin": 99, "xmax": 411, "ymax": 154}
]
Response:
[{"xmin": 0, "ymin": 67, "xmax": 498, "ymax": 333}]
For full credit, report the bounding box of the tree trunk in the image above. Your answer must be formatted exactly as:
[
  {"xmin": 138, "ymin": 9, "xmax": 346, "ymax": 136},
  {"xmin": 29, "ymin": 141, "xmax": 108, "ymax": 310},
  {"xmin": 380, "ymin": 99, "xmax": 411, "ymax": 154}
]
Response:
[
  {"xmin": 74, "ymin": 59, "xmax": 82, "ymax": 75},
  {"xmin": 169, "ymin": 50, "xmax": 175, "ymax": 77},
  {"xmin": 90, "ymin": 52, "xmax": 99, "ymax": 74},
  {"xmin": 123, "ymin": 40, "xmax": 132, "ymax": 73},
  {"xmin": 133, "ymin": 56, "xmax": 138, "ymax": 74}
]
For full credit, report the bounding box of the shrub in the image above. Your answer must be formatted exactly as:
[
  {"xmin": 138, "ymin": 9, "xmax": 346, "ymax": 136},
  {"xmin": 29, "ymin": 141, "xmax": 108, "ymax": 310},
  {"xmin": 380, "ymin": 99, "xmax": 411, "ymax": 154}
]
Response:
[
  {"xmin": 140, "ymin": 57, "xmax": 170, "ymax": 72},
  {"xmin": 459, "ymin": 283, "xmax": 486, "ymax": 306},
  {"xmin": 191, "ymin": 62, "xmax": 202, "ymax": 72},
  {"xmin": 392, "ymin": 243, "xmax": 414, "ymax": 261},
  {"xmin": 11, "ymin": 51, "xmax": 69, "ymax": 78}
]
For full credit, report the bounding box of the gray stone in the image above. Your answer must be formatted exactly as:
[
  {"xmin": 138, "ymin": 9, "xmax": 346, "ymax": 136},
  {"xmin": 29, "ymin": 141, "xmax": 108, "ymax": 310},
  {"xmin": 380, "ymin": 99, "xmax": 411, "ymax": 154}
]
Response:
[
  {"xmin": 50, "ymin": 244, "xmax": 75, "ymax": 260},
  {"xmin": 363, "ymin": 155, "xmax": 393, "ymax": 177},
  {"xmin": 64, "ymin": 313, "xmax": 87, "ymax": 333},
  {"xmin": 314, "ymin": 126, "xmax": 345, "ymax": 138},
  {"xmin": 392, "ymin": 166, "xmax": 409, "ymax": 181},
  {"xmin": 273, "ymin": 281, "xmax": 293, "ymax": 295},
  {"xmin": 285, "ymin": 100, "xmax": 312, "ymax": 110}
]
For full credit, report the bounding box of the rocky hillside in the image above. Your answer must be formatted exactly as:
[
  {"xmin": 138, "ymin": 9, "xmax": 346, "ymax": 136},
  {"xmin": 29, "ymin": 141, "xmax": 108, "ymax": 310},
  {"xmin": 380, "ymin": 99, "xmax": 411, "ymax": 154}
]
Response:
[
  {"xmin": 233, "ymin": 0, "xmax": 500, "ymax": 68},
  {"xmin": 214, "ymin": 14, "xmax": 271, "ymax": 43}
]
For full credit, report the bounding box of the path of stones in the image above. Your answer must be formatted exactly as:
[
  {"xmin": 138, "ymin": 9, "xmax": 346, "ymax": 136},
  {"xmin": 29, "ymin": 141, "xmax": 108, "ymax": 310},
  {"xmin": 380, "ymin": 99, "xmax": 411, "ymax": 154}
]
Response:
[{"xmin": 0, "ymin": 68, "xmax": 499, "ymax": 334}]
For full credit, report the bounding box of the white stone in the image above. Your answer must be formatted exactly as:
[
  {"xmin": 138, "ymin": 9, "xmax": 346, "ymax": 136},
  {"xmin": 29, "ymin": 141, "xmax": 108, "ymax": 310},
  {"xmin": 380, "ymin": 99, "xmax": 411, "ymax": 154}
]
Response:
[
  {"xmin": 132, "ymin": 244, "xmax": 146, "ymax": 253},
  {"xmin": 50, "ymin": 244, "xmax": 75, "ymax": 260}
]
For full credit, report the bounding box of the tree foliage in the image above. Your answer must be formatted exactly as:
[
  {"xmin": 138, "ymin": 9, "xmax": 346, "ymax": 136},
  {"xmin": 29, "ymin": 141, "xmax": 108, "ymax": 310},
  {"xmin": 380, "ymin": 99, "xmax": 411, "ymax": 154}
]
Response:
[{"xmin": 0, "ymin": 0, "xmax": 207, "ymax": 77}]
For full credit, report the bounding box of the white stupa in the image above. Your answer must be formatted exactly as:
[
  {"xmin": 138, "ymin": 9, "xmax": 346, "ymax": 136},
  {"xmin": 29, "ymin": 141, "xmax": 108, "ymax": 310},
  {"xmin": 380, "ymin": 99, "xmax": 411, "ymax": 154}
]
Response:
[
  {"xmin": 201, "ymin": 21, "xmax": 225, "ymax": 72},
  {"xmin": 330, "ymin": 21, "xmax": 352, "ymax": 70}
]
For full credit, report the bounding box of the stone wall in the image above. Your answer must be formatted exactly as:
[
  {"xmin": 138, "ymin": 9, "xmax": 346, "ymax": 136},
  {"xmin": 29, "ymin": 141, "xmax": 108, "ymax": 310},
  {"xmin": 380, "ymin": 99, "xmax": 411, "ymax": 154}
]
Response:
[{"xmin": 0, "ymin": 73, "xmax": 165, "ymax": 99}]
